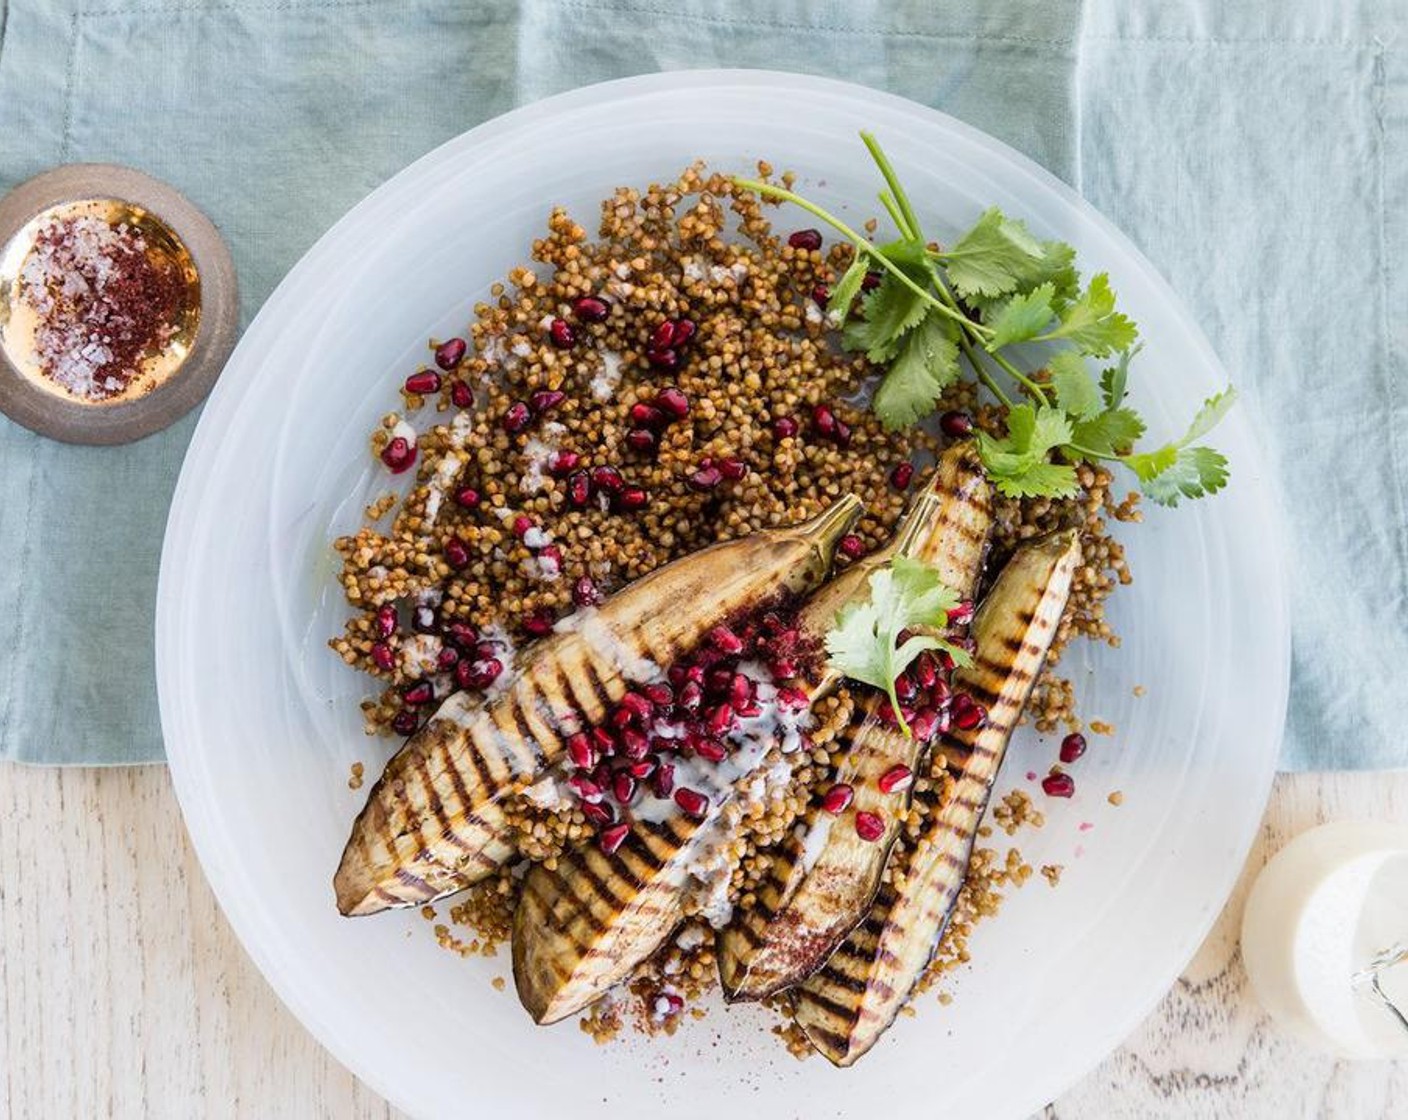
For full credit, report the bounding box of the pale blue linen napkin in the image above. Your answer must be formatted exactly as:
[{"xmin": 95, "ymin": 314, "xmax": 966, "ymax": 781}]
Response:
[{"xmin": 0, "ymin": 0, "xmax": 1401, "ymax": 768}]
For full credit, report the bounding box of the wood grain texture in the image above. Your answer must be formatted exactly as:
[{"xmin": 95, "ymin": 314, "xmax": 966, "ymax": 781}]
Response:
[{"xmin": 0, "ymin": 766, "xmax": 1403, "ymax": 1119}]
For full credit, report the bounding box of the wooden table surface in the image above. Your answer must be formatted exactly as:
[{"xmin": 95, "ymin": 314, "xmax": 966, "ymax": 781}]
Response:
[{"xmin": 1, "ymin": 766, "xmax": 1404, "ymax": 1118}]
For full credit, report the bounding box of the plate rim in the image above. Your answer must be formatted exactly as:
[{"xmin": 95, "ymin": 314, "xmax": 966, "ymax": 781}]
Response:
[{"xmin": 157, "ymin": 67, "xmax": 1291, "ymax": 1119}]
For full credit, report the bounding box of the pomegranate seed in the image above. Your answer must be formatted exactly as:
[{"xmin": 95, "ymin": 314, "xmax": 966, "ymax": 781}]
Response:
[
  {"xmin": 455, "ymin": 657, "xmax": 503, "ymax": 690},
  {"xmin": 643, "ymin": 682, "xmax": 674, "ymax": 708},
  {"xmin": 511, "ymin": 515, "xmax": 533, "ymax": 538},
  {"xmin": 617, "ymin": 485, "xmax": 649, "ymax": 510},
  {"xmin": 940, "ymin": 410, "xmax": 974, "ymax": 438},
  {"xmin": 953, "ymin": 694, "xmax": 988, "ymax": 731},
  {"xmin": 821, "ymin": 784, "xmax": 854, "ymax": 814},
  {"xmin": 708, "ymin": 625, "xmax": 744, "ymax": 655},
  {"xmin": 895, "ymin": 674, "xmax": 919, "ymax": 704},
  {"xmin": 706, "ymin": 703, "xmax": 736, "ymax": 737},
  {"xmin": 434, "ymin": 337, "xmax": 467, "ymax": 369},
  {"xmin": 405, "ymin": 370, "xmax": 441, "ymax": 395},
  {"xmin": 618, "ymin": 691, "xmax": 654, "ymax": 722},
  {"xmin": 630, "ymin": 402, "xmax": 666, "ymax": 428},
  {"xmin": 568, "ymin": 774, "xmax": 604, "ymax": 802},
  {"xmin": 655, "ymin": 387, "xmax": 690, "ymax": 419},
  {"xmin": 705, "ymin": 665, "xmax": 734, "ymax": 695},
  {"xmin": 1042, "ymin": 772, "xmax": 1076, "ymax": 798},
  {"xmin": 444, "ymin": 621, "xmax": 477, "ymax": 648},
  {"xmin": 450, "ymin": 381, "xmax": 474, "ymax": 408},
  {"xmin": 776, "ymin": 686, "xmax": 810, "ymax": 710},
  {"xmin": 391, "ymin": 709, "xmax": 419, "ymax": 736},
  {"xmin": 772, "ymin": 416, "xmax": 799, "ymax": 439},
  {"xmin": 502, "ymin": 402, "xmax": 531, "ymax": 433},
  {"xmin": 591, "ymin": 465, "xmax": 624, "ymax": 493},
  {"xmin": 649, "ymin": 321, "xmax": 675, "ymax": 350},
  {"xmin": 652, "ymin": 763, "xmax": 676, "ymax": 798},
  {"xmin": 929, "ymin": 677, "xmax": 951, "ymax": 706},
  {"xmin": 910, "ymin": 709, "xmax": 939, "ymax": 741},
  {"xmin": 689, "ymin": 465, "xmax": 723, "ymax": 491},
  {"xmin": 474, "ymin": 640, "xmax": 501, "ymax": 661},
  {"xmin": 444, "ymin": 536, "xmax": 470, "ymax": 570},
  {"xmin": 685, "ymin": 664, "xmax": 707, "ymax": 684},
  {"xmin": 674, "ymin": 787, "xmax": 710, "ymax": 818},
  {"xmin": 548, "ymin": 318, "xmax": 576, "ymax": 348},
  {"xmin": 629, "ymin": 759, "xmax": 658, "ymax": 779},
  {"xmin": 646, "ymin": 348, "xmax": 680, "ymax": 372},
  {"xmin": 572, "ymin": 575, "xmax": 601, "ymax": 606},
  {"xmin": 613, "ymin": 772, "xmax": 638, "ymax": 804},
  {"xmin": 718, "ymin": 457, "xmax": 748, "ymax": 481},
  {"xmin": 566, "ymin": 470, "xmax": 592, "ymax": 507},
  {"xmin": 833, "ymin": 419, "xmax": 852, "ymax": 448},
  {"xmin": 370, "ymin": 642, "xmax": 396, "ymax": 671},
  {"xmin": 811, "ymin": 284, "xmax": 830, "ymax": 305},
  {"xmin": 547, "ymin": 449, "xmax": 580, "ymax": 476},
  {"xmin": 855, "ymin": 811, "xmax": 885, "ymax": 842},
  {"xmin": 626, "ymin": 428, "xmax": 658, "ymax": 453},
  {"xmin": 531, "ymin": 389, "xmax": 566, "ymax": 414},
  {"xmin": 657, "ymin": 992, "xmax": 685, "ymax": 1016},
  {"xmin": 878, "ymin": 765, "xmax": 914, "ymax": 794},
  {"xmin": 812, "ymin": 404, "xmax": 837, "ymax": 437},
  {"xmin": 861, "ymin": 270, "xmax": 882, "ymax": 292},
  {"xmin": 947, "ymin": 600, "xmax": 975, "ymax": 626},
  {"xmin": 453, "ymin": 485, "xmax": 480, "ymax": 509},
  {"xmin": 412, "ymin": 604, "xmax": 437, "ymax": 633},
  {"xmin": 671, "ymin": 319, "xmax": 697, "ymax": 347},
  {"xmin": 380, "ymin": 436, "xmax": 416, "ymax": 473},
  {"xmin": 890, "ymin": 461, "xmax": 915, "ymax": 490},
  {"xmin": 374, "ymin": 605, "xmax": 397, "ymax": 638},
  {"xmin": 838, "ymin": 534, "xmax": 866, "ymax": 560},
  {"xmin": 537, "ymin": 544, "xmax": 563, "ymax": 576},
  {"xmin": 591, "ymin": 727, "xmax": 616, "ymax": 758},
  {"xmin": 402, "ymin": 680, "xmax": 434, "ymax": 706},
  {"xmin": 678, "ymin": 680, "xmax": 703, "ymax": 712},
  {"xmin": 581, "ymin": 800, "xmax": 616, "ymax": 826},
  {"xmin": 788, "ymin": 228, "xmax": 823, "ymax": 251},
  {"xmin": 620, "ymin": 728, "xmax": 650, "ymax": 760},
  {"xmin": 599, "ymin": 822, "xmax": 630, "ymax": 853},
  {"xmin": 572, "ymin": 295, "xmax": 610, "ymax": 323},
  {"xmin": 913, "ymin": 651, "xmax": 938, "ymax": 689},
  {"xmin": 567, "ymin": 733, "xmax": 596, "ymax": 770},
  {"xmin": 693, "ymin": 738, "xmax": 727, "ymax": 763},
  {"xmin": 1060, "ymin": 733, "xmax": 1088, "ymax": 764},
  {"xmin": 522, "ymin": 610, "xmax": 555, "ymax": 637},
  {"xmin": 769, "ymin": 658, "xmax": 798, "ymax": 679}
]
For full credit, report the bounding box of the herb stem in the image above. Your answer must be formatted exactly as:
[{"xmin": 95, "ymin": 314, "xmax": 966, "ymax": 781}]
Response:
[
  {"xmin": 860, "ymin": 132, "xmax": 924, "ymax": 243},
  {"xmin": 878, "ymin": 191, "xmax": 911, "ymax": 239},
  {"xmin": 988, "ymin": 349, "xmax": 1052, "ymax": 407},
  {"xmin": 733, "ymin": 178, "xmax": 974, "ymax": 330},
  {"xmin": 957, "ymin": 334, "xmax": 1014, "ymax": 409}
]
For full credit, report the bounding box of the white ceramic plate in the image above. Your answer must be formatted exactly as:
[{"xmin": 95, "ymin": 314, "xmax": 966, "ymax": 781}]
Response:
[{"xmin": 157, "ymin": 71, "xmax": 1289, "ymax": 1120}]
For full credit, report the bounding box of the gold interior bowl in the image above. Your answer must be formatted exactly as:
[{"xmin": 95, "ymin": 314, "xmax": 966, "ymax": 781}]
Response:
[{"xmin": 0, "ymin": 165, "xmax": 238, "ymax": 445}]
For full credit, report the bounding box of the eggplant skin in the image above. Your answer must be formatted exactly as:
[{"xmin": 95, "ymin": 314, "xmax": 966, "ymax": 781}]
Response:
[
  {"xmin": 718, "ymin": 444, "xmax": 992, "ymax": 1002},
  {"xmin": 333, "ymin": 496, "xmax": 861, "ymax": 918},
  {"xmin": 794, "ymin": 529, "xmax": 1080, "ymax": 1066}
]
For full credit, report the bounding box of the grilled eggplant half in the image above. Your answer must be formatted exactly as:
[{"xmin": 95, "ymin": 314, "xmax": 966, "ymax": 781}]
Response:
[
  {"xmin": 334, "ymin": 496, "xmax": 861, "ymax": 917},
  {"xmin": 794, "ymin": 528, "xmax": 1080, "ymax": 1066},
  {"xmin": 718, "ymin": 445, "xmax": 993, "ymax": 1001},
  {"xmin": 512, "ymin": 476, "xmax": 958, "ymax": 1025}
]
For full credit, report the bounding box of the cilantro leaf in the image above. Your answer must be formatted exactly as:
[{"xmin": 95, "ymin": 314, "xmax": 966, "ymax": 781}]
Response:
[
  {"xmin": 943, "ymin": 207, "xmax": 1045, "ymax": 299},
  {"xmin": 1099, "ymin": 345, "xmax": 1139, "ymax": 408},
  {"xmin": 1042, "ymin": 273, "xmax": 1138, "ymax": 356},
  {"xmin": 827, "ymin": 256, "xmax": 869, "ymax": 319},
  {"xmin": 1132, "ymin": 446, "xmax": 1230, "ymax": 506},
  {"xmin": 825, "ymin": 557, "xmax": 969, "ymax": 735},
  {"xmin": 974, "ymin": 404, "xmax": 1081, "ymax": 500},
  {"xmin": 965, "ymin": 238, "xmax": 1080, "ymax": 320},
  {"xmin": 842, "ymin": 273, "xmax": 930, "ymax": 362},
  {"xmin": 873, "ymin": 312, "xmax": 960, "ymax": 429},
  {"xmin": 1048, "ymin": 351, "xmax": 1103, "ymax": 419},
  {"xmin": 1071, "ymin": 407, "xmax": 1145, "ymax": 457},
  {"xmin": 1182, "ymin": 388, "xmax": 1238, "ymax": 444},
  {"xmin": 986, "ymin": 283, "xmax": 1055, "ymax": 349}
]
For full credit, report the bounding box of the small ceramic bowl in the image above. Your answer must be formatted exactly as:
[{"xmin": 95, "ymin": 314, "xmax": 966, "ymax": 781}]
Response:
[{"xmin": 0, "ymin": 164, "xmax": 238, "ymax": 444}]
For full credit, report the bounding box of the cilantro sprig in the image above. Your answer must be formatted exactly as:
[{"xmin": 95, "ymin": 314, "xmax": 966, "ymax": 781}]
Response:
[
  {"xmin": 733, "ymin": 133, "xmax": 1234, "ymax": 507},
  {"xmin": 824, "ymin": 557, "xmax": 972, "ymax": 736}
]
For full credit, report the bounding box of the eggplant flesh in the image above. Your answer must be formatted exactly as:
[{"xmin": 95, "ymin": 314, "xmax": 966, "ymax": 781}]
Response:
[
  {"xmin": 793, "ymin": 529, "xmax": 1080, "ymax": 1066},
  {"xmin": 334, "ymin": 496, "xmax": 861, "ymax": 917}
]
